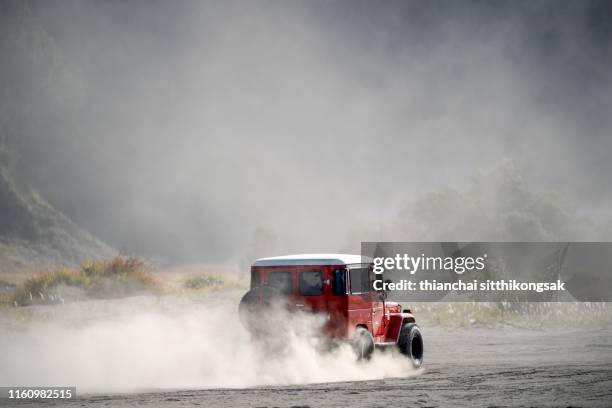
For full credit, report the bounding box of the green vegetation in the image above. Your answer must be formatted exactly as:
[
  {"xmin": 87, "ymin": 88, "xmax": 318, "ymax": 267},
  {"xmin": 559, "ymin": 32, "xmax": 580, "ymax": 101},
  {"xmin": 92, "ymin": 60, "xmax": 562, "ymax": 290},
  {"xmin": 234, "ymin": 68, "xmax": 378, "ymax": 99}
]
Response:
[
  {"xmin": 3, "ymin": 256, "xmax": 160, "ymax": 307},
  {"xmin": 182, "ymin": 274, "xmax": 242, "ymax": 291}
]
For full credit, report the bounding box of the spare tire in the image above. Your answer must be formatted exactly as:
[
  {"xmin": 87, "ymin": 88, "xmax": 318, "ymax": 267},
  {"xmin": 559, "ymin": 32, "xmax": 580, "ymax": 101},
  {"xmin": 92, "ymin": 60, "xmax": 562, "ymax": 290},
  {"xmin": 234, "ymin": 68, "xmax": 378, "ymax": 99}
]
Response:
[{"xmin": 238, "ymin": 286, "xmax": 287, "ymax": 334}]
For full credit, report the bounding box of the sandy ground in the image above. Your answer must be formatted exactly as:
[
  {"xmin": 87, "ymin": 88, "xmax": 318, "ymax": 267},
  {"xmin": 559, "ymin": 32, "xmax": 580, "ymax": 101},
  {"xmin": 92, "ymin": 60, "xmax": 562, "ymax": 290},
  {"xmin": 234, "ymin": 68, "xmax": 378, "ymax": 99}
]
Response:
[{"xmin": 2, "ymin": 292, "xmax": 611, "ymax": 407}]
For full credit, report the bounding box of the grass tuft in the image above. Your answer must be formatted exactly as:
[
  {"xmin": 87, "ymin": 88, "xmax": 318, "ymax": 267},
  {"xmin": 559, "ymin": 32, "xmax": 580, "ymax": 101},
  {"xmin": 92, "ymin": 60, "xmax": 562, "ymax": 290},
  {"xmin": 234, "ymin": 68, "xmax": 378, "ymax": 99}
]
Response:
[
  {"xmin": 5, "ymin": 256, "xmax": 160, "ymax": 306},
  {"xmin": 182, "ymin": 274, "xmax": 241, "ymax": 291}
]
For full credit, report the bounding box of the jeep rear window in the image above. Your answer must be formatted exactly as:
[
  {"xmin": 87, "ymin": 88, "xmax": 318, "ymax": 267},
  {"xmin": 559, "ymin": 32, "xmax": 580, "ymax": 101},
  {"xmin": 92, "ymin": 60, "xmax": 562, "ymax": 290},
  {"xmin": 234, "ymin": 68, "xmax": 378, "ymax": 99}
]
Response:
[
  {"xmin": 250, "ymin": 269, "xmax": 260, "ymax": 289},
  {"xmin": 267, "ymin": 271, "xmax": 293, "ymax": 295},
  {"xmin": 299, "ymin": 270, "xmax": 323, "ymax": 296},
  {"xmin": 349, "ymin": 267, "xmax": 370, "ymax": 294}
]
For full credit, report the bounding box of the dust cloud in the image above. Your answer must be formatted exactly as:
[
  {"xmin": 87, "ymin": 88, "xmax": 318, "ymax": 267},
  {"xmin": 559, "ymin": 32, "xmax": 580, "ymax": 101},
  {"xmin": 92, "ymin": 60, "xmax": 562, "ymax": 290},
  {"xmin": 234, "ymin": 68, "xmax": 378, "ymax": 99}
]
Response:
[
  {"xmin": 3, "ymin": 1, "xmax": 612, "ymax": 262},
  {"xmin": 0, "ymin": 292, "xmax": 418, "ymax": 393}
]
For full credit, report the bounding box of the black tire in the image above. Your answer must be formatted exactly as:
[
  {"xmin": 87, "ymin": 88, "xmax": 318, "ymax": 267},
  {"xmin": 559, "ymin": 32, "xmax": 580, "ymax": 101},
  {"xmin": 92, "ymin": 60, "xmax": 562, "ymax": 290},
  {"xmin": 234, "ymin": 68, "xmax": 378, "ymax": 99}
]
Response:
[
  {"xmin": 352, "ymin": 326, "xmax": 374, "ymax": 361},
  {"xmin": 397, "ymin": 323, "xmax": 424, "ymax": 368}
]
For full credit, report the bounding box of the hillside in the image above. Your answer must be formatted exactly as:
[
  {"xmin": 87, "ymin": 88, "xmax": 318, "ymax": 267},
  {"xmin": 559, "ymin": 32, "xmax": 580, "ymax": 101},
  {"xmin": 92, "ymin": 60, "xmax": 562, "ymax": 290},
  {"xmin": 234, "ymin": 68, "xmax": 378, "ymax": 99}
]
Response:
[
  {"xmin": 0, "ymin": 3, "xmax": 110, "ymax": 272},
  {"xmin": 0, "ymin": 161, "xmax": 113, "ymax": 273}
]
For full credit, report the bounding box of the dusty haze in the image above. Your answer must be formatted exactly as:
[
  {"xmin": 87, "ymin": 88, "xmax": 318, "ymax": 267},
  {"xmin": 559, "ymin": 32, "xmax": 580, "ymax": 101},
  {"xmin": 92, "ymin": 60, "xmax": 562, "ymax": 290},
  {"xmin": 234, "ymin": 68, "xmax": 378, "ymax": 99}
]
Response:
[
  {"xmin": 0, "ymin": 292, "xmax": 419, "ymax": 392},
  {"xmin": 2, "ymin": 0, "xmax": 612, "ymax": 262}
]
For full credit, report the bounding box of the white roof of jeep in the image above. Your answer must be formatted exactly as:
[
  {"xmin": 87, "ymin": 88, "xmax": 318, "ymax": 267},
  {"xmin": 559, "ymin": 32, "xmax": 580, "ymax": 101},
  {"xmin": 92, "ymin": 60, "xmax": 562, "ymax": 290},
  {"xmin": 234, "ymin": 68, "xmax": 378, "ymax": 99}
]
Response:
[{"xmin": 253, "ymin": 253, "xmax": 371, "ymax": 267}]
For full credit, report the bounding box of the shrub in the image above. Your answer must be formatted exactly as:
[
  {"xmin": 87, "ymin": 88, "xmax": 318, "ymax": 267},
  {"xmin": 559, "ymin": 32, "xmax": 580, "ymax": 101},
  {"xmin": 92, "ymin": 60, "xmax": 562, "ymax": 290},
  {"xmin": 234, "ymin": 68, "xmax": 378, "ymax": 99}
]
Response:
[
  {"xmin": 183, "ymin": 274, "xmax": 240, "ymax": 291},
  {"xmin": 6, "ymin": 255, "xmax": 160, "ymax": 306}
]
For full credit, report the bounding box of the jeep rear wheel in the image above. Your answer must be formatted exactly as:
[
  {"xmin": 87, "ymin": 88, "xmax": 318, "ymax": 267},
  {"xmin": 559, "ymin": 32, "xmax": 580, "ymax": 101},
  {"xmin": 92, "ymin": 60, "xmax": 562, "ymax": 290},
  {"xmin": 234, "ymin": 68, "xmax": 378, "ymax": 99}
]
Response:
[
  {"xmin": 352, "ymin": 326, "xmax": 374, "ymax": 361},
  {"xmin": 397, "ymin": 323, "xmax": 423, "ymax": 368}
]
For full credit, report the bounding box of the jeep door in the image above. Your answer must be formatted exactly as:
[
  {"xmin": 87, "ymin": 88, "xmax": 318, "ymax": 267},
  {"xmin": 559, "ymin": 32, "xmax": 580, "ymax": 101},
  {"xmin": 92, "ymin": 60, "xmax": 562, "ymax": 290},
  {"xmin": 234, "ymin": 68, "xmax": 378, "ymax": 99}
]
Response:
[
  {"xmin": 348, "ymin": 265, "xmax": 382, "ymax": 336},
  {"xmin": 292, "ymin": 267, "xmax": 327, "ymax": 313}
]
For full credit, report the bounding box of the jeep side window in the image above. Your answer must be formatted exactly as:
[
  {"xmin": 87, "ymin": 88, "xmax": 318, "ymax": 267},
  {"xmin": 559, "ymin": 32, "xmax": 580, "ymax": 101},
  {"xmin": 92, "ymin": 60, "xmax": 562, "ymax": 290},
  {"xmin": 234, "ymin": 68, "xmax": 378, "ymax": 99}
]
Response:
[
  {"xmin": 267, "ymin": 271, "xmax": 293, "ymax": 295},
  {"xmin": 299, "ymin": 270, "xmax": 323, "ymax": 296},
  {"xmin": 333, "ymin": 269, "xmax": 347, "ymax": 295},
  {"xmin": 349, "ymin": 267, "xmax": 370, "ymax": 294}
]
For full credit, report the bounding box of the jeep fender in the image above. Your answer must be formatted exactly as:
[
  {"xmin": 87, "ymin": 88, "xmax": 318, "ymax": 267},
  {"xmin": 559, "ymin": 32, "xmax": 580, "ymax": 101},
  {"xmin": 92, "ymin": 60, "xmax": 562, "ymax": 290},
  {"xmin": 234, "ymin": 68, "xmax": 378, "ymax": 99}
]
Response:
[{"xmin": 385, "ymin": 313, "xmax": 416, "ymax": 343}]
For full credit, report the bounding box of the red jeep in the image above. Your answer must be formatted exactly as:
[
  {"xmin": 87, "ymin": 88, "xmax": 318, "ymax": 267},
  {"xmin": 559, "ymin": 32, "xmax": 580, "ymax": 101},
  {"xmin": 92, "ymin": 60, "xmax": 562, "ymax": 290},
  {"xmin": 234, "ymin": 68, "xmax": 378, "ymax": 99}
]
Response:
[{"xmin": 239, "ymin": 254, "xmax": 423, "ymax": 367}]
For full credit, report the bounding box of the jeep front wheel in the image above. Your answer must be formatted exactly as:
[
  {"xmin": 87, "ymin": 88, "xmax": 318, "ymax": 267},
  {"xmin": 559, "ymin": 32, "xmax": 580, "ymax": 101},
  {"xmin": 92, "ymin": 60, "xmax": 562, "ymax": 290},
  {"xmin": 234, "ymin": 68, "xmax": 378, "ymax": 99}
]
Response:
[
  {"xmin": 352, "ymin": 326, "xmax": 374, "ymax": 361},
  {"xmin": 397, "ymin": 323, "xmax": 423, "ymax": 368}
]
